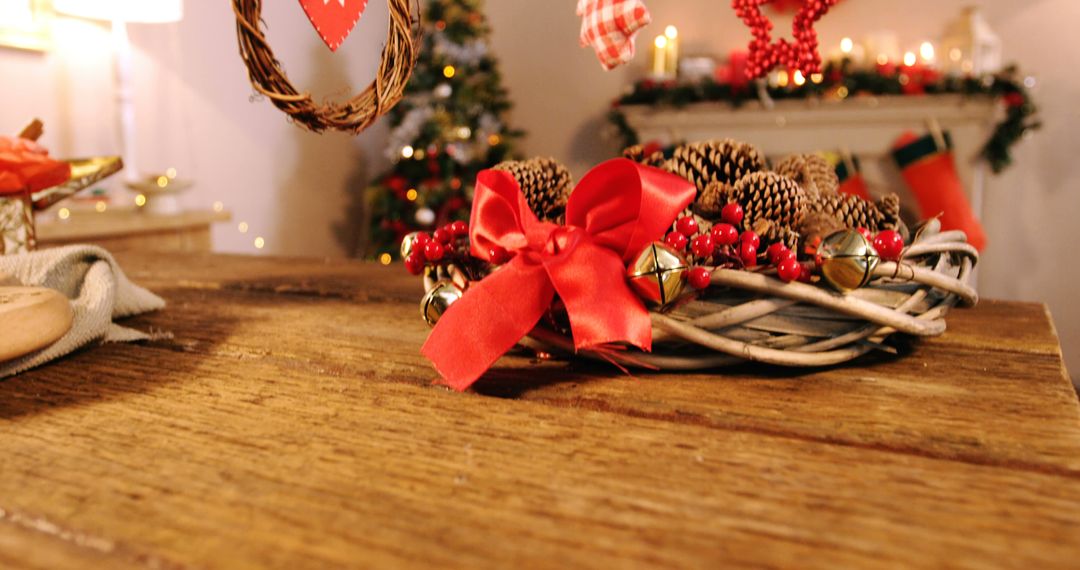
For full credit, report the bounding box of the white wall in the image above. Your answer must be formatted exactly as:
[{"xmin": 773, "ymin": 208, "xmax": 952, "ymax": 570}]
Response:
[{"xmin": 2, "ymin": 0, "xmax": 1077, "ymax": 380}]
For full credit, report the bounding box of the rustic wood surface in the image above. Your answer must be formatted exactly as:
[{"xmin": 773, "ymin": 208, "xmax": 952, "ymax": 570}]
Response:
[{"xmin": 1, "ymin": 252, "xmax": 1077, "ymax": 569}]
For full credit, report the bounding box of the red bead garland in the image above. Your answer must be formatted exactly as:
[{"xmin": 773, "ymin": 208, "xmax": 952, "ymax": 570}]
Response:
[{"xmin": 731, "ymin": 0, "xmax": 839, "ymax": 80}]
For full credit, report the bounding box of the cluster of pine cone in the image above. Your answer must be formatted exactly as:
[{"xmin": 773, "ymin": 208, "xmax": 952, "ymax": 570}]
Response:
[
  {"xmin": 624, "ymin": 140, "xmax": 901, "ymax": 259},
  {"xmin": 492, "ymin": 139, "xmax": 900, "ymax": 263}
]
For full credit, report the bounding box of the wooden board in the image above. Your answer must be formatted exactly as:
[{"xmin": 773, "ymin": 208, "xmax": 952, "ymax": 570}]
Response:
[
  {"xmin": 0, "ymin": 252, "xmax": 1077, "ymax": 569},
  {"xmin": 0, "ymin": 286, "xmax": 72, "ymax": 361}
]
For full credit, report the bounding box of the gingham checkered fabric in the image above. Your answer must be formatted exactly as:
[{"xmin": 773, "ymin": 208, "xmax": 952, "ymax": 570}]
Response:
[{"xmin": 577, "ymin": 0, "xmax": 652, "ymax": 70}]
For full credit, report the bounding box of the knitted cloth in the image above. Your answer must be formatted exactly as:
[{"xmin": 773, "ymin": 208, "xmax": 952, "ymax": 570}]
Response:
[{"xmin": 0, "ymin": 245, "xmax": 164, "ymax": 378}]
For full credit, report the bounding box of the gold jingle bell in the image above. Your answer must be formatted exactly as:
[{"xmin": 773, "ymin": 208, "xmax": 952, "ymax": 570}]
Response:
[
  {"xmin": 421, "ymin": 281, "xmax": 464, "ymax": 326},
  {"xmin": 400, "ymin": 231, "xmax": 427, "ymax": 259},
  {"xmin": 627, "ymin": 241, "xmax": 689, "ymax": 309},
  {"xmin": 817, "ymin": 229, "xmax": 880, "ymax": 292}
]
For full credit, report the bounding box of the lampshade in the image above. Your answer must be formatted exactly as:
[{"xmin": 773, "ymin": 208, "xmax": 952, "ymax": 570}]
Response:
[{"xmin": 54, "ymin": 0, "xmax": 183, "ymax": 24}]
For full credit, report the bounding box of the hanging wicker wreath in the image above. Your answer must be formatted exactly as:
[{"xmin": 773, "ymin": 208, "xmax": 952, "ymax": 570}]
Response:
[{"xmin": 233, "ymin": 0, "xmax": 420, "ymax": 133}]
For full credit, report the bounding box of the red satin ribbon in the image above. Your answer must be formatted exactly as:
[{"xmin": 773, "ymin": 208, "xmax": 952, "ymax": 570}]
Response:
[{"xmin": 421, "ymin": 158, "xmax": 696, "ymax": 391}]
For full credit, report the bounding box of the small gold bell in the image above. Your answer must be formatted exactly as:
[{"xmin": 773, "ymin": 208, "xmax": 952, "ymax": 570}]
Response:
[
  {"xmin": 817, "ymin": 229, "xmax": 880, "ymax": 292},
  {"xmin": 421, "ymin": 281, "xmax": 464, "ymax": 326},
  {"xmin": 400, "ymin": 231, "xmax": 427, "ymax": 259},
  {"xmin": 627, "ymin": 241, "xmax": 689, "ymax": 309}
]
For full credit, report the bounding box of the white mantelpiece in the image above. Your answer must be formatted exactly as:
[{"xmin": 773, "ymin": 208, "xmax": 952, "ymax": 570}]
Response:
[{"xmin": 619, "ymin": 95, "xmax": 998, "ymax": 220}]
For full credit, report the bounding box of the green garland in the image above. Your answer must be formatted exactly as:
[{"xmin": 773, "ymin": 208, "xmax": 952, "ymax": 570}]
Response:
[{"xmin": 609, "ymin": 62, "xmax": 1040, "ymax": 174}]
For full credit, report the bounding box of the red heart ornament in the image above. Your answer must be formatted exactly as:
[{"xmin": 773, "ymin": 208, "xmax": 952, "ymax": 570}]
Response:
[
  {"xmin": 299, "ymin": 0, "xmax": 369, "ymax": 52},
  {"xmin": 732, "ymin": 0, "xmax": 839, "ymax": 80}
]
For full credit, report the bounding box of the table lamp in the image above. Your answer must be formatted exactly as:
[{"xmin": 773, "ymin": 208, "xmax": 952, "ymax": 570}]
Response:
[{"xmin": 52, "ymin": 0, "xmax": 184, "ymax": 186}]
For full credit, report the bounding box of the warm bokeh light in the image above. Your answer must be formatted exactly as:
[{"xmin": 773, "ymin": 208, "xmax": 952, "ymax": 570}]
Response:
[
  {"xmin": 254, "ymin": 237, "xmax": 265, "ymax": 249},
  {"xmin": 664, "ymin": 25, "xmax": 678, "ymax": 40},
  {"xmin": 810, "ymin": 73, "xmax": 824, "ymax": 84},
  {"xmin": 165, "ymin": 167, "xmax": 178, "ymax": 179},
  {"xmin": 654, "ymin": 35, "xmax": 667, "ymax": 49},
  {"xmin": 95, "ymin": 201, "xmax": 107, "ymax": 213},
  {"xmin": 156, "ymin": 176, "xmax": 169, "ymax": 188},
  {"xmin": 135, "ymin": 194, "xmax": 147, "ymax": 207},
  {"xmin": 58, "ymin": 208, "xmax": 71, "ymax": 220},
  {"xmin": 443, "ymin": 65, "xmax": 456, "ymax": 78},
  {"xmin": 777, "ymin": 70, "xmax": 789, "ymax": 87},
  {"xmin": 903, "ymin": 52, "xmax": 917, "ymax": 67},
  {"xmin": 840, "ymin": 37, "xmax": 854, "ymax": 54},
  {"xmin": 379, "ymin": 253, "xmax": 392, "ymax": 265},
  {"xmin": 406, "ymin": 189, "xmax": 418, "ymax": 201},
  {"xmin": 401, "ymin": 145, "xmax": 415, "ymax": 159},
  {"xmin": 238, "ymin": 222, "xmax": 249, "ymax": 233},
  {"xmin": 876, "ymin": 54, "xmax": 889, "ymax": 65},
  {"xmin": 793, "ymin": 70, "xmax": 806, "ymax": 86},
  {"xmin": 213, "ymin": 201, "xmax": 224, "ymax": 212},
  {"xmin": 919, "ymin": 42, "xmax": 935, "ymax": 62}
]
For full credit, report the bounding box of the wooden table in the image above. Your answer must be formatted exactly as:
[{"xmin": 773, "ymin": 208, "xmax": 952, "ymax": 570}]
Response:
[
  {"xmin": 36, "ymin": 210, "xmax": 232, "ymax": 253},
  {"xmin": 1, "ymin": 253, "xmax": 1078, "ymax": 569}
]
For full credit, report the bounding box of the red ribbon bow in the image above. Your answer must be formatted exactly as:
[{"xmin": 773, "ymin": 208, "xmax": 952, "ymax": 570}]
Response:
[{"xmin": 422, "ymin": 158, "xmax": 696, "ymax": 391}]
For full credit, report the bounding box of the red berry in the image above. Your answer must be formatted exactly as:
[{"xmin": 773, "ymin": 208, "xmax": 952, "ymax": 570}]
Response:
[
  {"xmin": 740, "ymin": 230, "xmax": 761, "ymax": 250},
  {"xmin": 777, "ymin": 257, "xmax": 801, "ymax": 282},
  {"xmin": 449, "ymin": 220, "xmax": 469, "ymax": 236},
  {"xmin": 691, "ymin": 234, "xmax": 715, "ymax": 258},
  {"xmin": 404, "ymin": 253, "xmax": 425, "ymax": 275},
  {"xmin": 798, "ymin": 263, "xmax": 814, "ymax": 283},
  {"xmin": 675, "ymin": 216, "xmax": 699, "ymax": 237},
  {"xmin": 766, "ymin": 243, "xmax": 794, "ymax": 265},
  {"xmin": 739, "ymin": 242, "xmax": 758, "ymax": 267},
  {"xmin": 665, "ymin": 231, "xmax": 689, "ymax": 251},
  {"xmin": 411, "ymin": 232, "xmax": 431, "ymax": 249},
  {"xmin": 721, "ymin": 203, "xmax": 745, "ymax": 226},
  {"xmin": 710, "ymin": 223, "xmax": 739, "ymax": 246},
  {"xmin": 856, "ymin": 227, "xmax": 873, "ymax": 241},
  {"xmin": 688, "ymin": 267, "xmax": 712, "ymax": 290},
  {"xmin": 873, "ymin": 230, "xmax": 905, "ymax": 261},
  {"xmin": 488, "ymin": 245, "xmax": 510, "ymax": 265},
  {"xmin": 423, "ymin": 241, "xmax": 445, "ymax": 261},
  {"xmin": 433, "ymin": 228, "xmax": 453, "ymax": 244}
]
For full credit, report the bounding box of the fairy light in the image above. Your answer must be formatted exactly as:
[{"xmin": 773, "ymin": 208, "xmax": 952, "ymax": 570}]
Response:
[
  {"xmin": 903, "ymin": 51, "xmax": 917, "ymax": 67},
  {"xmin": 238, "ymin": 222, "xmax": 249, "ymax": 233},
  {"xmin": 401, "ymin": 145, "xmax": 415, "ymax": 159},
  {"xmin": 406, "ymin": 189, "xmax": 418, "ymax": 201},
  {"xmin": 58, "ymin": 208, "xmax": 70, "ymax": 220},
  {"xmin": 212, "ymin": 201, "xmax": 224, "ymax": 213},
  {"xmin": 810, "ymin": 73, "xmax": 824, "ymax": 84},
  {"xmin": 792, "ymin": 70, "xmax": 806, "ymax": 86},
  {"xmin": 135, "ymin": 194, "xmax": 147, "ymax": 207},
  {"xmin": 919, "ymin": 41, "xmax": 935, "ymax": 63},
  {"xmin": 95, "ymin": 201, "xmax": 107, "ymax": 213},
  {"xmin": 165, "ymin": 167, "xmax": 178, "ymax": 179},
  {"xmin": 443, "ymin": 65, "xmax": 456, "ymax": 78},
  {"xmin": 840, "ymin": 37, "xmax": 854, "ymax": 54},
  {"xmin": 156, "ymin": 176, "xmax": 169, "ymax": 188},
  {"xmin": 254, "ymin": 237, "xmax": 265, "ymax": 249},
  {"xmin": 379, "ymin": 253, "xmax": 392, "ymax": 265}
]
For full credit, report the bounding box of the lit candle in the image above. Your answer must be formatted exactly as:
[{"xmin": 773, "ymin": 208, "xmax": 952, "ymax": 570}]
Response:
[
  {"xmin": 652, "ymin": 35, "xmax": 668, "ymax": 77},
  {"xmin": 664, "ymin": 25, "xmax": 680, "ymax": 77}
]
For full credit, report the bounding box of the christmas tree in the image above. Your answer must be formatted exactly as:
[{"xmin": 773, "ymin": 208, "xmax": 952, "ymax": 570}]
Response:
[{"xmin": 362, "ymin": 0, "xmax": 522, "ymax": 259}]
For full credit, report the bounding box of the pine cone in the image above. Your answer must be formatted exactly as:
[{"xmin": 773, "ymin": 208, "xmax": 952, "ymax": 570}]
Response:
[
  {"xmin": 492, "ymin": 157, "xmax": 573, "ymax": 221},
  {"xmin": 774, "ymin": 153, "xmax": 839, "ymax": 200},
  {"xmin": 802, "ymin": 192, "xmax": 901, "ymax": 235},
  {"xmin": 731, "ymin": 172, "xmax": 805, "ymax": 242},
  {"xmin": 622, "ymin": 144, "xmax": 667, "ymax": 168},
  {"xmin": 695, "ymin": 181, "xmax": 735, "ymax": 218},
  {"xmin": 663, "ymin": 139, "xmax": 766, "ymax": 196}
]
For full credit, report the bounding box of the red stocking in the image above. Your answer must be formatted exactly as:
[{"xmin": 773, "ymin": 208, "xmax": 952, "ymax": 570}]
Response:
[
  {"xmin": 892, "ymin": 131, "xmax": 987, "ymax": 251},
  {"xmin": 834, "ymin": 153, "xmax": 872, "ymax": 201}
]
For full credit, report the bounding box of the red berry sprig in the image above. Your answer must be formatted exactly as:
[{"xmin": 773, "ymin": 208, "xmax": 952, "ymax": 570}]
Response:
[
  {"xmin": 873, "ymin": 230, "xmax": 905, "ymax": 262},
  {"xmin": 688, "ymin": 267, "xmax": 712, "ymax": 290}
]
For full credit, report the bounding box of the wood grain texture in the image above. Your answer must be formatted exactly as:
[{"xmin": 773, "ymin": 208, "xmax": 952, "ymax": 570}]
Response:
[{"xmin": 1, "ymin": 252, "xmax": 1078, "ymax": 569}]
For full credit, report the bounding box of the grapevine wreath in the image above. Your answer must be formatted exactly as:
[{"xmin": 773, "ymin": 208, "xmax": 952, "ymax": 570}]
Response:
[
  {"xmin": 401, "ymin": 140, "xmax": 978, "ymax": 392},
  {"xmin": 233, "ymin": 0, "xmax": 421, "ymax": 133}
]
